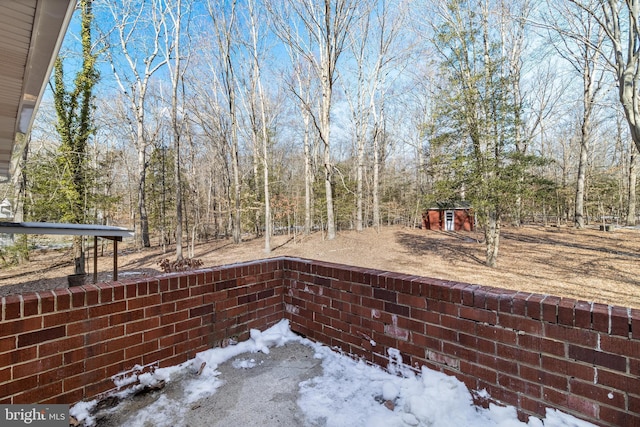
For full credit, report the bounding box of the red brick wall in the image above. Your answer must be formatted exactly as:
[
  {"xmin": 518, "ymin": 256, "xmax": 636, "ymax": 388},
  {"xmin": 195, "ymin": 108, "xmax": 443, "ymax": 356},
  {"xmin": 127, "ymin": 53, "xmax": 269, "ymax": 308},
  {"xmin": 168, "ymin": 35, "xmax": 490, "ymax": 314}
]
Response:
[
  {"xmin": 282, "ymin": 258, "xmax": 639, "ymax": 427},
  {"xmin": 1, "ymin": 256, "xmax": 637, "ymax": 427},
  {"xmin": 0, "ymin": 258, "xmax": 284, "ymax": 405}
]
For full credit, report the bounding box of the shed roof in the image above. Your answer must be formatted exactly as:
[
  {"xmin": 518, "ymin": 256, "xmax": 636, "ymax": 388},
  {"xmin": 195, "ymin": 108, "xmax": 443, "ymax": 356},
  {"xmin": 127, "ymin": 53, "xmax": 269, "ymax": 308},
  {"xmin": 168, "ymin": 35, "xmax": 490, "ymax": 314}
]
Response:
[
  {"xmin": 0, "ymin": 0, "xmax": 76, "ymax": 179},
  {"xmin": 428, "ymin": 200, "xmax": 473, "ymax": 210}
]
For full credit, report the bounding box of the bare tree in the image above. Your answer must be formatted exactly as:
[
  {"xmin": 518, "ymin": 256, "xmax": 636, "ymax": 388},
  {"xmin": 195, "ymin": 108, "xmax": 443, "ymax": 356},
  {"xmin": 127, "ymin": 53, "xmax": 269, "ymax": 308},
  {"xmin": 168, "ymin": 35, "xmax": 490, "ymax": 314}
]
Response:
[
  {"xmin": 183, "ymin": 32, "xmax": 235, "ymax": 242},
  {"xmin": 285, "ymin": 54, "xmax": 318, "ymax": 235},
  {"xmin": 501, "ymin": 0, "xmax": 532, "ymax": 225},
  {"xmin": 567, "ymin": 2, "xmax": 640, "ymax": 168},
  {"xmin": 617, "ymin": 108, "xmax": 639, "ymax": 225},
  {"xmin": 371, "ymin": 2, "xmax": 409, "ymax": 230},
  {"xmin": 267, "ymin": 0, "xmax": 361, "ymax": 239},
  {"xmin": 97, "ymin": 0, "xmax": 168, "ymax": 247},
  {"xmin": 546, "ymin": 0, "xmax": 607, "ymax": 229},
  {"xmin": 160, "ymin": 0, "xmax": 192, "ymax": 260},
  {"xmin": 207, "ymin": 0, "xmax": 243, "ymax": 244},
  {"xmin": 343, "ymin": 19, "xmax": 370, "ymax": 232},
  {"xmin": 342, "ymin": 0, "xmax": 406, "ymax": 232},
  {"xmin": 524, "ymin": 62, "xmax": 570, "ymax": 225},
  {"xmin": 244, "ymin": 0, "xmax": 274, "ymax": 252}
]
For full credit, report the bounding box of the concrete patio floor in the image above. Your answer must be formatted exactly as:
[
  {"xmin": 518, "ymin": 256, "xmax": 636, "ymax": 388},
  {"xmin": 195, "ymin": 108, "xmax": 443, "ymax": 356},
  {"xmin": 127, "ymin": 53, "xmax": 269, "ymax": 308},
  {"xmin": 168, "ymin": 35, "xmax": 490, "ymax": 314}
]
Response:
[{"xmin": 93, "ymin": 342, "xmax": 322, "ymax": 427}]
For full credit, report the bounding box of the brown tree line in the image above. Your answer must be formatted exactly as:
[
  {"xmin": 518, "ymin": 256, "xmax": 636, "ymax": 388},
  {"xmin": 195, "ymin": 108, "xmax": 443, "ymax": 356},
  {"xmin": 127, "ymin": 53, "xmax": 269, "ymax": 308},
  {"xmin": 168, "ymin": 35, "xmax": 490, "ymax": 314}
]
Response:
[{"xmin": 8, "ymin": 0, "xmax": 640, "ymax": 267}]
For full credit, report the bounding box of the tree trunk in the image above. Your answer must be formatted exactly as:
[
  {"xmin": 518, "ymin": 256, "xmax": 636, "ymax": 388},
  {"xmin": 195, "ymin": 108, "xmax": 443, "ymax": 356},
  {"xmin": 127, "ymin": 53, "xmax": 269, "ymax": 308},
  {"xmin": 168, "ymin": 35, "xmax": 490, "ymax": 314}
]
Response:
[
  {"xmin": 324, "ymin": 144, "xmax": 336, "ymax": 239},
  {"xmin": 304, "ymin": 118, "xmax": 313, "ymax": 235},
  {"xmin": 137, "ymin": 146, "xmax": 151, "ymax": 247},
  {"xmin": 250, "ymin": 0, "xmax": 272, "ymax": 253},
  {"xmin": 628, "ymin": 144, "xmax": 637, "ymax": 225},
  {"xmin": 73, "ymin": 236, "xmax": 85, "ymax": 275},
  {"xmin": 263, "ymin": 123, "xmax": 271, "ymax": 253},
  {"xmin": 11, "ymin": 136, "xmax": 29, "ymax": 263},
  {"xmin": 356, "ymin": 139, "xmax": 364, "ymax": 231},
  {"xmin": 617, "ymin": 57, "xmax": 640, "ymax": 154},
  {"xmin": 372, "ymin": 118, "xmax": 381, "ymax": 229},
  {"xmin": 296, "ymin": 66, "xmax": 314, "ymax": 236},
  {"xmin": 175, "ymin": 141, "xmax": 183, "ymax": 260},
  {"xmin": 166, "ymin": 0, "xmax": 184, "ymax": 261},
  {"xmin": 135, "ymin": 92, "xmax": 151, "ymax": 249},
  {"xmin": 253, "ymin": 134, "xmax": 261, "ymax": 238},
  {"xmin": 225, "ymin": 6, "xmax": 242, "ymax": 244},
  {"xmin": 485, "ymin": 209, "xmax": 500, "ymax": 268},
  {"xmin": 575, "ymin": 133, "xmax": 588, "ymax": 228},
  {"xmin": 231, "ymin": 130, "xmax": 241, "ymax": 244},
  {"xmin": 321, "ymin": 76, "xmax": 336, "ymax": 240}
]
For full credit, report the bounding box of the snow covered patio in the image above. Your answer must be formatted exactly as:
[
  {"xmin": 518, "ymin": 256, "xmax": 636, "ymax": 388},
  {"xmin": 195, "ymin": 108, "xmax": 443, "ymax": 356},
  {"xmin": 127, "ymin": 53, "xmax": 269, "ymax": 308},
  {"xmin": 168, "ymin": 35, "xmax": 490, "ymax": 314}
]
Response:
[
  {"xmin": 80, "ymin": 328, "xmax": 322, "ymax": 426},
  {"xmin": 1, "ymin": 257, "xmax": 638, "ymax": 426},
  {"xmin": 73, "ymin": 320, "xmax": 594, "ymax": 427}
]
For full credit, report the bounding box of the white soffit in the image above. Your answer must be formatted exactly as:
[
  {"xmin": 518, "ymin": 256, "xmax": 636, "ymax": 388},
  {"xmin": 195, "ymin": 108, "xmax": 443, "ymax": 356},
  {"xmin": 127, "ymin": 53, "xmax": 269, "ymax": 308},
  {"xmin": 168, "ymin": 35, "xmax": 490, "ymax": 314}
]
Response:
[{"xmin": 0, "ymin": 0, "xmax": 77, "ymax": 179}]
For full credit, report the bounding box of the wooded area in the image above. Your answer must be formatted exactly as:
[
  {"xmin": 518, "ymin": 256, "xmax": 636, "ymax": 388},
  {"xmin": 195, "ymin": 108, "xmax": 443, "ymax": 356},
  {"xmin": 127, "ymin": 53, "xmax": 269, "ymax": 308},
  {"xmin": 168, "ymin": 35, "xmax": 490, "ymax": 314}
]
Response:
[{"xmin": 3, "ymin": 0, "xmax": 640, "ymax": 268}]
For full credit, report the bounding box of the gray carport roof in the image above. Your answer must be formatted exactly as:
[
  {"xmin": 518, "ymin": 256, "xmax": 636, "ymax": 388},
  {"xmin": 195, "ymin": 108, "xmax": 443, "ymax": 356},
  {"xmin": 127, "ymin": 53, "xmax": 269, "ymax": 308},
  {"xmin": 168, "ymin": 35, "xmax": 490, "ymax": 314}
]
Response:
[
  {"xmin": 0, "ymin": 222, "xmax": 134, "ymax": 239},
  {"xmin": 0, "ymin": 222, "xmax": 134, "ymax": 283},
  {"xmin": 0, "ymin": 0, "xmax": 76, "ymax": 179}
]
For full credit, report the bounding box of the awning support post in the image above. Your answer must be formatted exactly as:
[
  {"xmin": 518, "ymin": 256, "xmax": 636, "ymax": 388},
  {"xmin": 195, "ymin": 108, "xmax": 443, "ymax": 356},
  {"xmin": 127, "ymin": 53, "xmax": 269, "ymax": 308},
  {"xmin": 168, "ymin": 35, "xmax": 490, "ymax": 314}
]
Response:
[
  {"xmin": 113, "ymin": 239, "xmax": 118, "ymax": 281},
  {"xmin": 93, "ymin": 236, "xmax": 98, "ymax": 283}
]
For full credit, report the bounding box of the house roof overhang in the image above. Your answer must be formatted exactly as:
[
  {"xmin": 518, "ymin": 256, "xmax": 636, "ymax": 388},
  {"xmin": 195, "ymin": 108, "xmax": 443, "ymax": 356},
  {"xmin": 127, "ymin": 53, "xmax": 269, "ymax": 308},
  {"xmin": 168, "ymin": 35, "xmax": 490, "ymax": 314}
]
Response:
[{"xmin": 0, "ymin": 0, "xmax": 77, "ymax": 180}]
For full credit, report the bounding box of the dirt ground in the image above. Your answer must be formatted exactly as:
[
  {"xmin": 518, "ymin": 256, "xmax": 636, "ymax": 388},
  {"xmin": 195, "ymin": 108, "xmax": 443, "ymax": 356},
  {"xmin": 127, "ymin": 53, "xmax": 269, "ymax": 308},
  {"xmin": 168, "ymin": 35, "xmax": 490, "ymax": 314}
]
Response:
[{"xmin": 0, "ymin": 224, "xmax": 639, "ymax": 309}]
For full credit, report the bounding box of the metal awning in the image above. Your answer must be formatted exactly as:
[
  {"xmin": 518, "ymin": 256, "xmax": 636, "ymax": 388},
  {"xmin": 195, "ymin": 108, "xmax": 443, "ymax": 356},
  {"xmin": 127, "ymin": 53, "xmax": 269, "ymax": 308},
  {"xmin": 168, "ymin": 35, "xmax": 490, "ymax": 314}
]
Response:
[
  {"xmin": 0, "ymin": 221, "xmax": 134, "ymax": 283},
  {"xmin": 0, "ymin": 0, "xmax": 77, "ymax": 179},
  {"xmin": 0, "ymin": 222, "xmax": 133, "ymax": 239}
]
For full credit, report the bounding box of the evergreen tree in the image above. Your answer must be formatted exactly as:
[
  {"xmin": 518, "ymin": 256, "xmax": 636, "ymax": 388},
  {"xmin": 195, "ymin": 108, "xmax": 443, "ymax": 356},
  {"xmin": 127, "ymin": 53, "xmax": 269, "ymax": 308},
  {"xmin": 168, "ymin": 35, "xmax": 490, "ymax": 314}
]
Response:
[
  {"xmin": 146, "ymin": 146, "xmax": 176, "ymax": 248},
  {"xmin": 430, "ymin": 1, "xmax": 540, "ymax": 267}
]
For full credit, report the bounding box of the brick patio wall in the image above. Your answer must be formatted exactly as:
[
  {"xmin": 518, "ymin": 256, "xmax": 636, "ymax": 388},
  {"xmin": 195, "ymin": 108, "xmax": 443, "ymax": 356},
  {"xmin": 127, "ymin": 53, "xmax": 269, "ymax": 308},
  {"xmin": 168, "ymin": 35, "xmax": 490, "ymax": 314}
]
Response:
[
  {"xmin": 0, "ymin": 258, "xmax": 284, "ymax": 405},
  {"xmin": 282, "ymin": 258, "xmax": 640, "ymax": 427},
  {"xmin": 0, "ymin": 256, "xmax": 638, "ymax": 427}
]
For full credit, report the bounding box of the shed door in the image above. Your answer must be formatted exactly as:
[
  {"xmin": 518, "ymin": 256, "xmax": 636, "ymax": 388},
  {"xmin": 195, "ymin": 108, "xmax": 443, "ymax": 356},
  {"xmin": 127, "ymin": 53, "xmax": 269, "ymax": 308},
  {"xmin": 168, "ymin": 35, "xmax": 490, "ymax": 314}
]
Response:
[{"xmin": 444, "ymin": 210, "xmax": 455, "ymax": 231}]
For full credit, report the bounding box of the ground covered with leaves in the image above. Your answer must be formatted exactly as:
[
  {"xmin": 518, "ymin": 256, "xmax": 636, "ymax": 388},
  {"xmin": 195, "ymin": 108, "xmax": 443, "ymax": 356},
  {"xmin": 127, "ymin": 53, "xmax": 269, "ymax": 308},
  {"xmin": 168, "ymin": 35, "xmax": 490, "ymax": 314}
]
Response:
[{"xmin": 0, "ymin": 224, "xmax": 638, "ymax": 309}]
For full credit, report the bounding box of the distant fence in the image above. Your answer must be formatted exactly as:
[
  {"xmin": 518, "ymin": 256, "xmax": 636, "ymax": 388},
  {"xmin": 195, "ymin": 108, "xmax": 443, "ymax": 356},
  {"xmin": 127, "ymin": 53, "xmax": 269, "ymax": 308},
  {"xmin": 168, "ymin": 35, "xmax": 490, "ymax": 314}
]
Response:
[{"xmin": 0, "ymin": 257, "xmax": 638, "ymax": 427}]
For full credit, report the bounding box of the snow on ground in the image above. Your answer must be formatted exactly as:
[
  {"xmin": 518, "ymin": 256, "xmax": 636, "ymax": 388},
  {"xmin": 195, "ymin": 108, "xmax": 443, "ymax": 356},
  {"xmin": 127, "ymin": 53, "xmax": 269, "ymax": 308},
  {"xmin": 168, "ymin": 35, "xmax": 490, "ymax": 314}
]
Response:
[{"xmin": 71, "ymin": 319, "xmax": 596, "ymax": 427}]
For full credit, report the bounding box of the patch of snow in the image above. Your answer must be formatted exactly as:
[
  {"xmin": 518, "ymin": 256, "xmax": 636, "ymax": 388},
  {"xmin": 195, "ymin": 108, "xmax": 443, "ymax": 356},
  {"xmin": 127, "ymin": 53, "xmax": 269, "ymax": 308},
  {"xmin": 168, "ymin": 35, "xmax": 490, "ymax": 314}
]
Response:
[
  {"xmin": 387, "ymin": 346, "xmax": 413, "ymax": 377},
  {"xmin": 476, "ymin": 389, "xmax": 490, "ymax": 399},
  {"xmin": 402, "ymin": 412, "xmax": 420, "ymax": 426},
  {"xmin": 232, "ymin": 358, "xmax": 258, "ymax": 369},
  {"xmin": 382, "ymin": 381, "xmax": 399, "ymax": 401},
  {"xmin": 112, "ymin": 372, "xmax": 139, "ymax": 389},
  {"xmin": 297, "ymin": 343, "xmax": 596, "ymax": 427},
  {"xmin": 542, "ymin": 409, "xmax": 598, "ymax": 427},
  {"xmin": 69, "ymin": 400, "xmax": 96, "ymax": 426}
]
